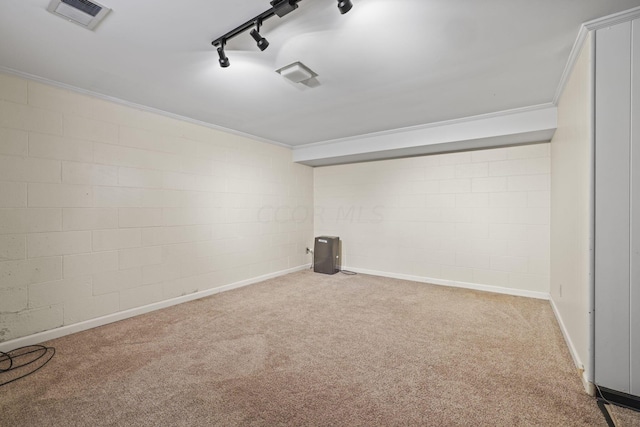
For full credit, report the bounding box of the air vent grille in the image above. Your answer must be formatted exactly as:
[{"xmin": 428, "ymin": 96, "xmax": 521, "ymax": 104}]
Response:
[
  {"xmin": 47, "ymin": 0, "xmax": 111, "ymax": 31},
  {"xmin": 61, "ymin": 0, "xmax": 102, "ymax": 17}
]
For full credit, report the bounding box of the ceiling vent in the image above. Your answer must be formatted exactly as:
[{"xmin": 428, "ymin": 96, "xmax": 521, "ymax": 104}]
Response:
[
  {"xmin": 276, "ymin": 62, "xmax": 318, "ymax": 85},
  {"xmin": 47, "ymin": 0, "xmax": 111, "ymax": 31}
]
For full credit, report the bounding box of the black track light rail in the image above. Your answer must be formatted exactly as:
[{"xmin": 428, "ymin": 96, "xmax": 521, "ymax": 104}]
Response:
[
  {"xmin": 213, "ymin": 0, "xmax": 352, "ymax": 68},
  {"xmin": 211, "ymin": 0, "xmax": 303, "ymax": 48}
]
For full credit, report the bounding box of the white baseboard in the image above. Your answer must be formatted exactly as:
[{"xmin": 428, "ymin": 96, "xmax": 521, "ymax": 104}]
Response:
[
  {"xmin": 0, "ymin": 264, "xmax": 310, "ymax": 353},
  {"xmin": 549, "ymin": 296, "xmax": 593, "ymax": 395},
  {"xmin": 343, "ymin": 267, "xmax": 550, "ymax": 300}
]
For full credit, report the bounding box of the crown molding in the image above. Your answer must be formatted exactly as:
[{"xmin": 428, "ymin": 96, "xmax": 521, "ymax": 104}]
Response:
[
  {"xmin": 583, "ymin": 5, "xmax": 640, "ymax": 31},
  {"xmin": 552, "ymin": 26, "xmax": 591, "ymax": 105},
  {"xmin": 553, "ymin": 6, "xmax": 640, "ymax": 104},
  {"xmin": 293, "ymin": 105, "xmax": 557, "ymax": 166},
  {"xmin": 295, "ymin": 103, "xmax": 555, "ymax": 151},
  {"xmin": 0, "ymin": 66, "xmax": 292, "ymax": 149}
]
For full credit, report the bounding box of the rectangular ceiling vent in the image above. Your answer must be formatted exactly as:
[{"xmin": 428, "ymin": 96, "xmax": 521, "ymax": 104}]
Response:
[{"xmin": 47, "ymin": 0, "xmax": 111, "ymax": 31}]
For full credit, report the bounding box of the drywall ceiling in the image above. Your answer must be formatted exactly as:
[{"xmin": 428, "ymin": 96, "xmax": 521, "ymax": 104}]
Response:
[{"xmin": 1, "ymin": 0, "xmax": 639, "ymax": 155}]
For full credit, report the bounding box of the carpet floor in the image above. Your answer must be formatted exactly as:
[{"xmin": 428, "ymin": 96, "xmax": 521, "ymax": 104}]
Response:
[
  {"xmin": 0, "ymin": 270, "xmax": 615, "ymax": 426},
  {"xmin": 607, "ymin": 403, "xmax": 640, "ymax": 427}
]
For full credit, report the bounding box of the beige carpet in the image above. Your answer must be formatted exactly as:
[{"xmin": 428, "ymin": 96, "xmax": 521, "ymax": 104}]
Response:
[
  {"xmin": 0, "ymin": 271, "xmax": 611, "ymax": 426},
  {"xmin": 607, "ymin": 403, "xmax": 640, "ymax": 427}
]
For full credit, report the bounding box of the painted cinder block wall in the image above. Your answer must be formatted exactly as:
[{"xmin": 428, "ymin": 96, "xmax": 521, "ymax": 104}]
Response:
[
  {"xmin": 0, "ymin": 69, "xmax": 552, "ymax": 344},
  {"xmin": 314, "ymin": 144, "xmax": 551, "ymax": 297},
  {"xmin": 0, "ymin": 72, "xmax": 314, "ymax": 343},
  {"xmin": 549, "ymin": 32, "xmax": 593, "ymax": 388}
]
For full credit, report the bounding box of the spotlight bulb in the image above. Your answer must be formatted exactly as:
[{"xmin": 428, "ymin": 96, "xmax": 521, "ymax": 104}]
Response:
[
  {"xmin": 250, "ymin": 29, "xmax": 269, "ymax": 51},
  {"xmin": 337, "ymin": 0, "xmax": 352, "ymax": 14},
  {"xmin": 217, "ymin": 46, "xmax": 229, "ymax": 68}
]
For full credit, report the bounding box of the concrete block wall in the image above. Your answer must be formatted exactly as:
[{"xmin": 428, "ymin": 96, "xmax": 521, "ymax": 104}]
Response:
[
  {"xmin": 0, "ymin": 72, "xmax": 313, "ymax": 342},
  {"xmin": 549, "ymin": 32, "xmax": 592, "ymax": 387},
  {"xmin": 314, "ymin": 144, "xmax": 550, "ymax": 296}
]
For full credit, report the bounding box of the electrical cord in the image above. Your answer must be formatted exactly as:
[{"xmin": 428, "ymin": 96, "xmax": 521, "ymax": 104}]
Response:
[
  {"xmin": 594, "ymin": 382, "xmax": 640, "ymax": 427},
  {"xmin": 0, "ymin": 345, "xmax": 55, "ymax": 387},
  {"xmin": 340, "ymin": 270, "xmax": 357, "ymax": 275},
  {"xmin": 595, "ymin": 382, "xmax": 640, "ymax": 411},
  {"xmin": 596, "ymin": 398, "xmax": 616, "ymax": 427}
]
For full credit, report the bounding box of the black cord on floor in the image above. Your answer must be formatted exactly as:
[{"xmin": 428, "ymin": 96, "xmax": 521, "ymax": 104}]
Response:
[
  {"xmin": 0, "ymin": 345, "xmax": 55, "ymax": 387},
  {"xmin": 594, "ymin": 382, "xmax": 640, "ymax": 426},
  {"xmin": 597, "ymin": 398, "xmax": 616, "ymax": 427},
  {"xmin": 340, "ymin": 270, "xmax": 357, "ymax": 275}
]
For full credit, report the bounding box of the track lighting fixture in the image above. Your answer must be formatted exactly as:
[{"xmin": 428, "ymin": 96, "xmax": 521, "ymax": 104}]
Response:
[
  {"xmin": 271, "ymin": 0, "xmax": 298, "ymax": 17},
  {"xmin": 250, "ymin": 21, "xmax": 269, "ymax": 51},
  {"xmin": 212, "ymin": 0, "xmax": 353, "ymax": 68},
  {"xmin": 337, "ymin": 0, "xmax": 353, "ymax": 14},
  {"xmin": 217, "ymin": 44, "xmax": 229, "ymax": 68},
  {"xmin": 251, "ymin": 29, "xmax": 269, "ymax": 50}
]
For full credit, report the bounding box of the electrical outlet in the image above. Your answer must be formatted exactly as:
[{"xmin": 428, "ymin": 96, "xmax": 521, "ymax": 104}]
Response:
[{"xmin": 306, "ymin": 247, "xmax": 311, "ymax": 254}]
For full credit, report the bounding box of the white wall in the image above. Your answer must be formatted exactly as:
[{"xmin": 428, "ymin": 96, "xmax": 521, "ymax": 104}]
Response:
[
  {"xmin": 315, "ymin": 144, "xmax": 550, "ymax": 297},
  {"xmin": 549, "ymin": 33, "xmax": 593, "ymax": 389},
  {"xmin": 0, "ymin": 72, "xmax": 313, "ymax": 343}
]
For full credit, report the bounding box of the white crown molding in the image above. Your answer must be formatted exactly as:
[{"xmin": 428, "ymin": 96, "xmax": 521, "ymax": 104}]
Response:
[
  {"xmin": 293, "ymin": 105, "xmax": 557, "ymax": 166},
  {"xmin": 583, "ymin": 5, "xmax": 640, "ymax": 31},
  {"xmin": 0, "ymin": 66, "xmax": 292, "ymax": 150},
  {"xmin": 553, "ymin": 26, "xmax": 591, "ymax": 105},
  {"xmin": 553, "ymin": 6, "xmax": 640, "ymax": 104},
  {"xmin": 295, "ymin": 103, "xmax": 555, "ymax": 151}
]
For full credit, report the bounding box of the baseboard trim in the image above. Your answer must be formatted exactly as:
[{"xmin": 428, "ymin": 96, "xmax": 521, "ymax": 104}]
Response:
[
  {"xmin": 342, "ymin": 267, "xmax": 550, "ymax": 300},
  {"xmin": 549, "ymin": 296, "xmax": 593, "ymax": 395},
  {"xmin": 0, "ymin": 264, "xmax": 310, "ymax": 353}
]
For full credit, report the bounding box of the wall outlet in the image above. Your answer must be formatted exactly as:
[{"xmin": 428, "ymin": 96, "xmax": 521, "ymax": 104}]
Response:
[{"xmin": 306, "ymin": 247, "xmax": 311, "ymax": 254}]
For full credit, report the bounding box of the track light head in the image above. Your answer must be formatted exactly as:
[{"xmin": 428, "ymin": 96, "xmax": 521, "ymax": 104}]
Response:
[
  {"xmin": 270, "ymin": 0, "xmax": 298, "ymax": 17},
  {"xmin": 217, "ymin": 45, "xmax": 229, "ymax": 68},
  {"xmin": 337, "ymin": 0, "xmax": 353, "ymax": 14},
  {"xmin": 250, "ymin": 29, "xmax": 269, "ymax": 51}
]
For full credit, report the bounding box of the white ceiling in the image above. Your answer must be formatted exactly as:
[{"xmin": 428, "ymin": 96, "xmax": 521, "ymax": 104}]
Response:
[{"xmin": 1, "ymin": 0, "xmax": 640, "ymax": 154}]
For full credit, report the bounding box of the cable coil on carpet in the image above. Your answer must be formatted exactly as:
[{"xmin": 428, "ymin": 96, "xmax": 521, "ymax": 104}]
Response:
[{"xmin": 0, "ymin": 345, "xmax": 55, "ymax": 387}]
